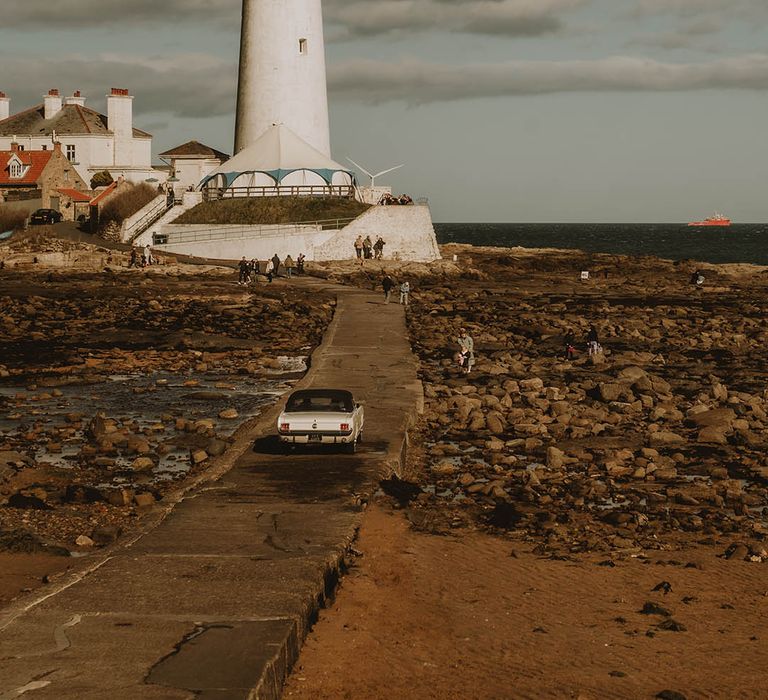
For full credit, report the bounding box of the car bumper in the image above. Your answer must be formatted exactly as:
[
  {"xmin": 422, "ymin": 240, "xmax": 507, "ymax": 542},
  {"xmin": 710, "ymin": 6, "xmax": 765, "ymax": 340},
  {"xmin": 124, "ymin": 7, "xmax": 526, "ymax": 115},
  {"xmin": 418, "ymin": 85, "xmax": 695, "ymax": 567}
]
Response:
[{"xmin": 279, "ymin": 432, "xmax": 355, "ymax": 445}]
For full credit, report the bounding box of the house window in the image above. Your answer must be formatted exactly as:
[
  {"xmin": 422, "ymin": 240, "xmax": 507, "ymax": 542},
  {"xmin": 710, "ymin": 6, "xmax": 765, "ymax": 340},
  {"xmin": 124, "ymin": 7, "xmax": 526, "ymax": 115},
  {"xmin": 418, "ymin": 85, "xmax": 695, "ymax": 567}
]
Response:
[
  {"xmin": 9, "ymin": 161, "xmax": 22, "ymax": 178},
  {"xmin": 17, "ymin": 145, "xmax": 24, "ymax": 151},
  {"xmin": 64, "ymin": 170, "xmax": 70, "ymax": 182},
  {"xmin": 299, "ymin": 38, "xmax": 307, "ymax": 55},
  {"xmin": 66, "ymin": 145, "xmax": 76, "ymax": 162}
]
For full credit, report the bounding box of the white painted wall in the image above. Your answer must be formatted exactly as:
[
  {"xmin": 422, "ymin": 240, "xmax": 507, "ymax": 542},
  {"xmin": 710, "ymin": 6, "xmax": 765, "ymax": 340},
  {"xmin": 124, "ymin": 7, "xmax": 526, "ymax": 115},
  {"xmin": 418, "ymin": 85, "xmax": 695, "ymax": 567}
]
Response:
[
  {"xmin": 0, "ymin": 134, "xmax": 155, "ymax": 185},
  {"xmin": 151, "ymin": 224, "xmax": 334, "ymax": 261},
  {"xmin": 0, "ymin": 96, "xmax": 10, "ymax": 121},
  {"xmin": 314, "ymin": 205, "xmax": 441, "ymax": 262},
  {"xmin": 143, "ymin": 203, "xmax": 441, "ymax": 263},
  {"xmin": 235, "ymin": 0, "xmax": 330, "ymax": 156},
  {"xmin": 174, "ymin": 158, "xmax": 222, "ymax": 191}
]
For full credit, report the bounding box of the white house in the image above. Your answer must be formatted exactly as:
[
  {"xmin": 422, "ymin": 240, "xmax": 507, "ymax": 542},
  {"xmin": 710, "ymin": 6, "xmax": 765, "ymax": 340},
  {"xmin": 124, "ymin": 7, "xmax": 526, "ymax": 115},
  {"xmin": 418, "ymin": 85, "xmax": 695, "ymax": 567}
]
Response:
[
  {"xmin": 159, "ymin": 141, "xmax": 229, "ymax": 192},
  {"xmin": 0, "ymin": 88, "xmax": 162, "ymax": 186}
]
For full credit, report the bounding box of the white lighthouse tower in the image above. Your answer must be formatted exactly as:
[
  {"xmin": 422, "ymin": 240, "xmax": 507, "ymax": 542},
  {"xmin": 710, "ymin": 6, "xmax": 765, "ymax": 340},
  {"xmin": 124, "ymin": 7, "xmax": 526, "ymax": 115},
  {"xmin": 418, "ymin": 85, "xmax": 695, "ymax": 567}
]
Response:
[{"xmin": 234, "ymin": 0, "xmax": 331, "ymax": 157}]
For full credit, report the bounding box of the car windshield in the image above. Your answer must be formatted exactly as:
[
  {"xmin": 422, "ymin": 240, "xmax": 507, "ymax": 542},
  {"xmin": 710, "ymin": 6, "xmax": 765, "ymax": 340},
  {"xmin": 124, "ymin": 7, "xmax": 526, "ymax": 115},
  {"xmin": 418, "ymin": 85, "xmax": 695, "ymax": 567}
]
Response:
[{"xmin": 286, "ymin": 391, "xmax": 354, "ymax": 413}]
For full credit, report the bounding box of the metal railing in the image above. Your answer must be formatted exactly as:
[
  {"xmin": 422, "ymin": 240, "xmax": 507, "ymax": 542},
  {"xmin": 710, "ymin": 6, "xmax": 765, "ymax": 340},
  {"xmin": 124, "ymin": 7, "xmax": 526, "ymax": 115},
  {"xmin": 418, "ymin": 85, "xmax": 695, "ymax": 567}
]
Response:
[
  {"xmin": 124, "ymin": 197, "xmax": 174, "ymax": 243},
  {"xmin": 155, "ymin": 217, "xmax": 358, "ymax": 246},
  {"xmin": 203, "ymin": 185, "xmax": 355, "ymax": 202}
]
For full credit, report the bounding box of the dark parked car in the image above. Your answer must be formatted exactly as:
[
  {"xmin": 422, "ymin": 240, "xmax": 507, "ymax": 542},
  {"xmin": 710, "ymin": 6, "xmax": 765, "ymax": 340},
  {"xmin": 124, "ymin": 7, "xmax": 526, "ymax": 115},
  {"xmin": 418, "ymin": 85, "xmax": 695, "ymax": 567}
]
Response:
[{"xmin": 29, "ymin": 209, "xmax": 63, "ymax": 225}]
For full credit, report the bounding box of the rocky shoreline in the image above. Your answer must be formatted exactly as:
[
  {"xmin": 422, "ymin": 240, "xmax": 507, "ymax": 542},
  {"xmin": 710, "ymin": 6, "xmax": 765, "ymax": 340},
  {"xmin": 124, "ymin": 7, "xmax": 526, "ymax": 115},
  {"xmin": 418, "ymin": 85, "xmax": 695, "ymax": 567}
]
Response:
[
  {"xmin": 0, "ymin": 238, "xmax": 334, "ymax": 602},
  {"xmin": 317, "ymin": 244, "xmax": 768, "ymax": 562}
]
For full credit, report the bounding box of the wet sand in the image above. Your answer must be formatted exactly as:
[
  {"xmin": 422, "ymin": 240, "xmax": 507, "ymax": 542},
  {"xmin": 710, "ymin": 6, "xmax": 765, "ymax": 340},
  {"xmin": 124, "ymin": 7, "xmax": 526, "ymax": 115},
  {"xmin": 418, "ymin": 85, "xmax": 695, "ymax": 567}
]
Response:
[{"xmin": 287, "ymin": 244, "xmax": 768, "ymax": 699}]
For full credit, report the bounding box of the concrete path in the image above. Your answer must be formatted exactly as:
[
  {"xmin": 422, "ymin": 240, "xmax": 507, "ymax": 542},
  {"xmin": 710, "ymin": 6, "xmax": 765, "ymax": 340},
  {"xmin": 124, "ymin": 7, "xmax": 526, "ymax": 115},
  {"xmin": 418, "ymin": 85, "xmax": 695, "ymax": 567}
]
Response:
[{"xmin": 0, "ymin": 280, "xmax": 422, "ymax": 700}]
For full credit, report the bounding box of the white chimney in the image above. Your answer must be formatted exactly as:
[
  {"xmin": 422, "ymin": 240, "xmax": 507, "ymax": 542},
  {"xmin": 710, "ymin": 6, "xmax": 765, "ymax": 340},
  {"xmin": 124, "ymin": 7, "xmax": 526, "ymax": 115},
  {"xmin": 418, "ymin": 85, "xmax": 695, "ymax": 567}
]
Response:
[
  {"xmin": 44, "ymin": 89, "xmax": 63, "ymax": 120},
  {"xmin": 64, "ymin": 90, "xmax": 86, "ymax": 107},
  {"xmin": 107, "ymin": 87, "xmax": 133, "ymax": 166},
  {"xmin": 0, "ymin": 92, "xmax": 9, "ymax": 121}
]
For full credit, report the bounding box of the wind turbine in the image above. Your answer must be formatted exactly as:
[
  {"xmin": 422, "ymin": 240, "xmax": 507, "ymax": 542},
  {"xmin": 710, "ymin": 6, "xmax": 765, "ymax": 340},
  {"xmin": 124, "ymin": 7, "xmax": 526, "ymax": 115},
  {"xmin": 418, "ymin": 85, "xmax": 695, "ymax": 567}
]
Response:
[{"xmin": 347, "ymin": 158, "xmax": 404, "ymax": 188}]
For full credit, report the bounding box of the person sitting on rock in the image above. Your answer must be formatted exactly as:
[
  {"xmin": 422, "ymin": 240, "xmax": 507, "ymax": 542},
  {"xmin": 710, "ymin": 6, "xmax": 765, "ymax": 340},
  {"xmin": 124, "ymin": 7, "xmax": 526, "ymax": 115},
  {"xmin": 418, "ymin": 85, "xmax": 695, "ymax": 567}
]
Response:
[{"xmin": 458, "ymin": 328, "xmax": 475, "ymax": 374}]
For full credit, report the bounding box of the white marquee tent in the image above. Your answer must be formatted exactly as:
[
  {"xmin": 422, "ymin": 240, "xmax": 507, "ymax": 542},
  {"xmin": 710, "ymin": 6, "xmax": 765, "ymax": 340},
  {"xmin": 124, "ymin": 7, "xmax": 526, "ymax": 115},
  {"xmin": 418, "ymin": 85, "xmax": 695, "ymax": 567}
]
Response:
[{"xmin": 200, "ymin": 124, "xmax": 355, "ymax": 197}]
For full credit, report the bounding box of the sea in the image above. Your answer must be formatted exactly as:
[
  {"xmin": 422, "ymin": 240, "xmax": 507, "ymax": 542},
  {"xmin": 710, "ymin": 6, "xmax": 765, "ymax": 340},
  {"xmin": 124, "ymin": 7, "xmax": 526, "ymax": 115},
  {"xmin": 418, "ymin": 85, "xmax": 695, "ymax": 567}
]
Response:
[{"xmin": 434, "ymin": 223, "xmax": 768, "ymax": 266}]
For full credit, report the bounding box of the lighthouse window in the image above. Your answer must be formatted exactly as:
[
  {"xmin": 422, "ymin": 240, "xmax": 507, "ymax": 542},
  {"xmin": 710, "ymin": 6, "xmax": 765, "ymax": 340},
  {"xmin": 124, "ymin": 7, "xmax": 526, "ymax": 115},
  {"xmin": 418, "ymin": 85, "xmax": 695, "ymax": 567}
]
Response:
[{"xmin": 299, "ymin": 38, "xmax": 308, "ymax": 55}]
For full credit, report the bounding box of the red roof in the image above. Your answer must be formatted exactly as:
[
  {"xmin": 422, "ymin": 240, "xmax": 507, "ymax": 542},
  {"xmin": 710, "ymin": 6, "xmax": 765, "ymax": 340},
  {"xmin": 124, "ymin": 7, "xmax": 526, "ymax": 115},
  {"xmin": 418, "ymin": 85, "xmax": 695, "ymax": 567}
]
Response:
[
  {"xmin": 0, "ymin": 149, "xmax": 52, "ymax": 186},
  {"xmin": 56, "ymin": 188, "xmax": 91, "ymax": 202},
  {"xmin": 89, "ymin": 180, "xmax": 118, "ymax": 205}
]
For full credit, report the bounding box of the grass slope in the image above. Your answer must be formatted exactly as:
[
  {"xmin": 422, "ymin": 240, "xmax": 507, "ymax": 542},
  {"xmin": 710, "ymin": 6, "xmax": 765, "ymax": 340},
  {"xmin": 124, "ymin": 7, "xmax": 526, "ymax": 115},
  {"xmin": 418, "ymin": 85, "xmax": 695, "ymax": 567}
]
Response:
[{"xmin": 173, "ymin": 197, "xmax": 370, "ymax": 226}]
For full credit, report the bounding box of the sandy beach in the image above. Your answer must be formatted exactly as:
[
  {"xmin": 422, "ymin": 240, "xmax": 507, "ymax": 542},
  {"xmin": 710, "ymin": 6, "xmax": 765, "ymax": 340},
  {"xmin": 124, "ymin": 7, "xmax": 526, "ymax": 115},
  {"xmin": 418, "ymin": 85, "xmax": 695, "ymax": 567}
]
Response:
[{"xmin": 285, "ymin": 244, "xmax": 768, "ymax": 699}]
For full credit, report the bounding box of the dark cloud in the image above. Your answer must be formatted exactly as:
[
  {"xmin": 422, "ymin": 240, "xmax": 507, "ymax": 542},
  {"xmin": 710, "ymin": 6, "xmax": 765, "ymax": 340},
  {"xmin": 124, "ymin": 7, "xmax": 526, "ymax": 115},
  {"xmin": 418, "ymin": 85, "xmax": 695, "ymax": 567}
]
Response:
[
  {"xmin": 324, "ymin": 0, "xmax": 584, "ymax": 38},
  {"xmin": 0, "ymin": 0, "xmax": 241, "ymax": 28},
  {"xmin": 328, "ymin": 54, "xmax": 768, "ymax": 103},
  {"xmin": 4, "ymin": 50, "xmax": 767, "ymax": 119},
  {"xmin": 0, "ymin": 53, "xmax": 237, "ymax": 119},
  {"xmin": 630, "ymin": 0, "xmax": 768, "ymax": 23},
  {"xmin": 0, "ymin": 0, "xmax": 584, "ymax": 38}
]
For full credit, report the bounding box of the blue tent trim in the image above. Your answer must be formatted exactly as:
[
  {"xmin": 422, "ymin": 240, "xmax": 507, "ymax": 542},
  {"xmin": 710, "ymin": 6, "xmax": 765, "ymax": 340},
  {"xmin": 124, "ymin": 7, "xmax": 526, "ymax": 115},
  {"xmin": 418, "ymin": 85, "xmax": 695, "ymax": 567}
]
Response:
[{"xmin": 200, "ymin": 168, "xmax": 356, "ymax": 190}]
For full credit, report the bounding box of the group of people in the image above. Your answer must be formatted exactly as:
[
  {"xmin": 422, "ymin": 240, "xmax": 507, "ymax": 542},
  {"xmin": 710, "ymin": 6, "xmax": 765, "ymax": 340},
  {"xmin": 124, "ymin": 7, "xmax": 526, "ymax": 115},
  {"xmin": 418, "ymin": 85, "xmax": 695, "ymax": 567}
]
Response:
[
  {"xmin": 129, "ymin": 244, "xmax": 155, "ymax": 268},
  {"xmin": 354, "ymin": 235, "xmax": 386, "ymax": 262},
  {"xmin": 381, "ymin": 274, "xmax": 410, "ymax": 305},
  {"xmin": 563, "ymin": 325, "xmax": 602, "ymax": 360},
  {"xmin": 238, "ymin": 253, "xmax": 306, "ymax": 284},
  {"xmin": 378, "ymin": 193, "xmax": 413, "ymax": 206}
]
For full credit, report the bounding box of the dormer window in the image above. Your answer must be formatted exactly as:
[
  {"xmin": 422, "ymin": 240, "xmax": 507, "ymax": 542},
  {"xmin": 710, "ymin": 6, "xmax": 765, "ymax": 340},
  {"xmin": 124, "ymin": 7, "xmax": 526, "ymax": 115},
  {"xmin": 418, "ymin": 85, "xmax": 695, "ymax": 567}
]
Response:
[
  {"xmin": 299, "ymin": 38, "xmax": 307, "ymax": 55},
  {"xmin": 8, "ymin": 158, "xmax": 23, "ymax": 178}
]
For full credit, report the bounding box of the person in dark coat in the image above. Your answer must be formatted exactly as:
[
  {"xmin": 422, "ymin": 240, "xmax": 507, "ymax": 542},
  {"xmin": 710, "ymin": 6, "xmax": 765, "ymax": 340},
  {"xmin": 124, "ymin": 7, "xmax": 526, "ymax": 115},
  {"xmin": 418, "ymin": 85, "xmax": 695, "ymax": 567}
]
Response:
[
  {"xmin": 382, "ymin": 274, "xmax": 396, "ymax": 303},
  {"xmin": 271, "ymin": 254, "xmax": 281, "ymax": 277}
]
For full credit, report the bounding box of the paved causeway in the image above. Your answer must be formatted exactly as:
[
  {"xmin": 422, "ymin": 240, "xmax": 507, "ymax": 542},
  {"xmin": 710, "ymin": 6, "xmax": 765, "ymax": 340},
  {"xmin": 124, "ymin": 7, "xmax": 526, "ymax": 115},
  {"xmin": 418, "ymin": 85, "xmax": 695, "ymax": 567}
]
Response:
[{"xmin": 0, "ymin": 280, "xmax": 422, "ymax": 700}]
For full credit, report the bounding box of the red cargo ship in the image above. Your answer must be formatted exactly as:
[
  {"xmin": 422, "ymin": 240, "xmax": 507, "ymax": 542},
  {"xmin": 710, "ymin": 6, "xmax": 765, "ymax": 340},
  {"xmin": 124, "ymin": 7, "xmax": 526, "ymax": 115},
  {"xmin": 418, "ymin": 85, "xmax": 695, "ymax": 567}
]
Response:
[{"xmin": 688, "ymin": 212, "xmax": 731, "ymax": 227}]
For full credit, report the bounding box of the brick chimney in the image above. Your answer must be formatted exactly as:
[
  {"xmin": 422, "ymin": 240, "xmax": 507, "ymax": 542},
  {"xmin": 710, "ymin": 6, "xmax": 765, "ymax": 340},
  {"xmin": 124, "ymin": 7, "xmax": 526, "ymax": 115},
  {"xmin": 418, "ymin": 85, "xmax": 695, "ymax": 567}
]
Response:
[
  {"xmin": 0, "ymin": 92, "xmax": 9, "ymax": 121},
  {"xmin": 107, "ymin": 88, "xmax": 134, "ymax": 166},
  {"xmin": 44, "ymin": 89, "xmax": 63, "ymax": 120},
  {"xmin": 64, "ymin": 90, "xmax": 86, "ymax": 107}
]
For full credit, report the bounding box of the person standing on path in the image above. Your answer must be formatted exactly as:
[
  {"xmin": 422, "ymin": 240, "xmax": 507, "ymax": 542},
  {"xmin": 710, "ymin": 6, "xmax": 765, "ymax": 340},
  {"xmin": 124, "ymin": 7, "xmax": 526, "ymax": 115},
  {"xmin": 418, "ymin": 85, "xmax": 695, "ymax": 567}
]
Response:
[
  {"xmin": 297, "ymin": 253, "xmax": 306, "ymax": 275},
  {"xmin": 284, "ymin": 255, "xmax": 296, "ymax": 278},
  {"xmin": 363, "ymin": 235, "xmax": 373, "ymax": 260},
  {"xmin": 271, "ymin": 253, "xmax": 281, "ymax": 278},
  {"xmin": 382, "ymin": 274, "xmax": 395, "ymax": 304},
  {"xmin": 238, "ymin": 256, "xmax": 249, "ymax": 284},
  {"xmin": 458, "ymin": 328, "xmax": 475, "ymax": 374},
  {"xmin": 374, "ymin": 236, "xmax": 385, "ymax": 260},
  {"xmin": 265, "ymin": 258, "xmax": 274, "ymax": 283},
  {"xmin": 399, "ymin": 280, "xmax": 410, "ymax": 306},
  {"xmin": 354, "ymin": 236, "xmax": 364, "ymax": 264}
]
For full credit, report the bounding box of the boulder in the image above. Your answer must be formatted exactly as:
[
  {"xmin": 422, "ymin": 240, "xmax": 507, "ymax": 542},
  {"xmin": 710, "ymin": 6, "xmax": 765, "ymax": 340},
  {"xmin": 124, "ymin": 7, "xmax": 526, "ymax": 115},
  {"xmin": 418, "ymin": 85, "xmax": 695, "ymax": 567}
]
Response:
[
  {"xmin": 598, "ymin": 383, "xmax": 624, "ymax": 402},
  {"xmin": 131, "ymin": 457, "xmax": 155, "ymax": 471},
  {"xmin": 649, "ymin": 431, "xmax": 686, "ymax": 446},
  {"xmin": 687, "ymin": 408, "xmax": 736, "ymax": 431}
]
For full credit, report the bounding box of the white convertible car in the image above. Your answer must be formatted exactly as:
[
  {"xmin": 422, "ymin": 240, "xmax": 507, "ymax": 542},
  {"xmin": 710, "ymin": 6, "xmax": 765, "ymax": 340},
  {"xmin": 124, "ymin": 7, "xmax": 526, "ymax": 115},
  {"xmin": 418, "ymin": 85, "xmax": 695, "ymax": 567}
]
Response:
[{"xmin": 277, "ymin": 389, "xmax": 365, "ymax": 453}]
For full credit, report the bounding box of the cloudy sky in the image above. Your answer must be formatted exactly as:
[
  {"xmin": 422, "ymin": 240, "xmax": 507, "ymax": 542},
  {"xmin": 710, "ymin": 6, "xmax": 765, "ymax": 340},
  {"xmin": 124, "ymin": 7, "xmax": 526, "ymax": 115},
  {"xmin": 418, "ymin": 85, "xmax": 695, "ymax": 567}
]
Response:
[{"xmin": 1, "ymin": 0, "xmax": 767, "ymax": 221}]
